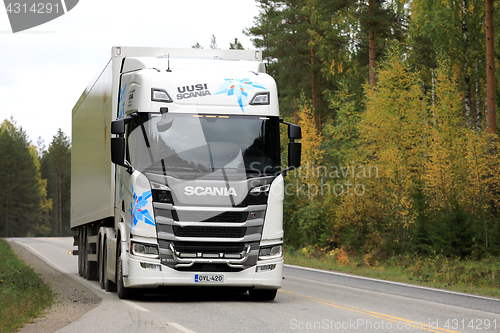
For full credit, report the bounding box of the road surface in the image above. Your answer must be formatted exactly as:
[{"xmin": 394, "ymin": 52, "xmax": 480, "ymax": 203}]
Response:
[{"xmin": 9, "ymin": 237, "xmax": 500, "ymax": 333}]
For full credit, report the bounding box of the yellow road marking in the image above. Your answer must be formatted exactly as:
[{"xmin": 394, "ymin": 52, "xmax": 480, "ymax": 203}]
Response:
[{"xmin": 279, "ymin": 290, "xmax": 459, "ymax": 333}]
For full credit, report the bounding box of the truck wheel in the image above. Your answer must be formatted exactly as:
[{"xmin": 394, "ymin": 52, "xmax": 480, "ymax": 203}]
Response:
[
  {"xmin": 249, "ymin": 289, "xmax": 277, "ymax": 301},
  {"xmin": 116, "ymin": 245, "xmax": 131, "ymax": 299},
  {"xmin": 103, "ymin": 240, "xmax": 116, "ymax": 292},
  {"xmin": 82, "ymin": 228, "xmax": 88, "ymax": 278},
  {"xmin": 84, "ymin": 236, "xmax": 98, "ymax": 280},
  {"xmin": 78, "ymin": 230, "xmax": 84, "ymax": 276}
]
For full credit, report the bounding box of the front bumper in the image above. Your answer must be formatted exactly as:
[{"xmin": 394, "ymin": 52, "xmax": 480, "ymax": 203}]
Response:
[{"xmin": 124, "ymin": 256, "xmax": 283, "ymax": 290}]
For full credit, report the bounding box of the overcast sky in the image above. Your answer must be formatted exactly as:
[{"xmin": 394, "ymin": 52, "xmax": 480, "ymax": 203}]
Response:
[{"xmin": 0, "ymin": 0, "xmax": 261, "ymax": 148}]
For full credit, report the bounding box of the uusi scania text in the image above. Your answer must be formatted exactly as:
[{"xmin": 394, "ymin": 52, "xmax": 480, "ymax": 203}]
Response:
[{"xmin": 71, "ymin": 47, "xmax": 301, "ymax": 300}]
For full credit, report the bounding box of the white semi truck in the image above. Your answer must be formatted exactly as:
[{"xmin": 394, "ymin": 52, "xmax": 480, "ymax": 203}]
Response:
[{"xmin": 71, "ymin": 46, "xmax": 301, "ymax": 300}]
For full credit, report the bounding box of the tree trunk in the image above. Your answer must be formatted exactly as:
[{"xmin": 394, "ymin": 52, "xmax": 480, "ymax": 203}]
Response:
[
  {"xmin": 310, "ymin": 43, "xmax": 318, "ymax": 124},
  {"xmin": 54, "ymin": 175, "xmax": 59, "ymax": 235},
  {"xmin": 368, "ymin": 0, "xmax": 376, "ymax": 87},
  {"xmin": 59, "ymin": 171, "xmax": 62, "ymax": 236},
  {"xmin": 294, "ymin": 96, "xmax": 299, "ymax": 125},
  {"xmin": 5, "ymin": 204, "xmax": 8, "ymax": 237},
  {"xmin": 475, "ymin": 52, "xmax": 482, "ymax": 133},
  {"xmin": 462, "ymin": 0, "xmax": 472, "ymax": 128},
  {"xmin": 486, "ymin": 0, "xmax": 496, "ymax": 135},
  {"xmin": 431, "ymin": 68, "xmax": 436, "ymax": 107},
  {"xmin": 293, "ymin": 64, "xmax": 299, "ymax": 125}
]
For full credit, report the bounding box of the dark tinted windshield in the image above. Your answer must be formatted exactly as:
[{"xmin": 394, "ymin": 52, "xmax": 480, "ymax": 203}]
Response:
[{"xmin": 127, "ymin": 113, "xmax": 280, "ymax": 178}]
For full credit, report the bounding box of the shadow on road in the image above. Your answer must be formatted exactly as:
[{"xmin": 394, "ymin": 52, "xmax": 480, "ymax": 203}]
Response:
[{"xmin": 134, "ymin": 287, "xmax": 258, "ymax": 303}]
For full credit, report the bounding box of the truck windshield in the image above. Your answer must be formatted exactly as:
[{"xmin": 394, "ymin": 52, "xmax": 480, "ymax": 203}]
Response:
[{"xmin": 127, "ymin": 113, "xmax": 280, "ymax": 178}]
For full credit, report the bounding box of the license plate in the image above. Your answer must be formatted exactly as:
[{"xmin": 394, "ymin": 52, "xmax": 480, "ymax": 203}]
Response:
[{"xmin": 195, "ymin": 274, "xmax": 224, "ymax": 283}]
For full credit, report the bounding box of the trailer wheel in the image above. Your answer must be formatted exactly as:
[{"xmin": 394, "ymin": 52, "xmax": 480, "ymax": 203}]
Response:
[
  {"xmin": 78, "ymin": 229, "xmax": 84, "ymax": 276},
  {"xmin": 82, "ymin": 228, "xmax": 88, "ymax": 278},
  {"xmin": 98, "ymin": 238, "xmax": 105, "ymax": 289},
  {"xmin": 116, "ymin": 244, "xmax": 131, "ymax": 299},
  {"xmin": 248, "ymin": 289, "xmax": 277, "ymax": 301},
  {"xmin": 83, "ymin": 229, "xmax": 98, "ymax": 280}
]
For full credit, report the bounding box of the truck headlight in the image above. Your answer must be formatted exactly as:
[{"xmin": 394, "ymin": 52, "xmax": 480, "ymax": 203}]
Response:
[
  {"xmin": 131, "ymin": 241, "xmax": 159, "ymax": 258},
  {"xmin": 258, "ymin": 244, "xmax": 282, "ymax": 260},
  {"xmin": 250, "ymin": 92, "xmax": 270, "ymax": 105},
  {"xmin": 250, "ymin": 184, "xmax": 270, "ymax": 193},
  {"xmin": 151, "ymin": 182, "xmax": 173, "ymax": 204}
]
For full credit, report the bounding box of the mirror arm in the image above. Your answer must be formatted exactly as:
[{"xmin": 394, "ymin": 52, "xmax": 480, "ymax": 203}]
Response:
[
  {"xmin": 279, "ymin": 166, "xmax": 297, "ymax": 177},
  {"xmin": 124, "ymin": 160, "xmax": 134, "ymax": 175}
]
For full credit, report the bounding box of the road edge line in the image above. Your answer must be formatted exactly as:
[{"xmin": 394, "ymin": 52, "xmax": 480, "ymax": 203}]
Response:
[{"xmin": 284, "ymin": 264, "xmax": 500, "ymax": 303}]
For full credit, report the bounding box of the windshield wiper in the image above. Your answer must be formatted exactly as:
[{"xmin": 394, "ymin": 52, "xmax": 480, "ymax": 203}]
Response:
[
  {"xmin": 220, "ymin": 167, "xmax": 275, "ymax": 177},
  {"xmin": 163, "ymin": 165, "xmax": 204, "ymax": 173}
]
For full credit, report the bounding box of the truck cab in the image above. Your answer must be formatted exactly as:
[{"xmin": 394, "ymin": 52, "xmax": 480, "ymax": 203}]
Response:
[{"xmin": 71, "ymin": 47, "xmax": 300, "ymax": 301}]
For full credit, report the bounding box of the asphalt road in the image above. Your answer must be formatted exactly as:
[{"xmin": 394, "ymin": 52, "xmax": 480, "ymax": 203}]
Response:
[{"xmin": 9, "ymin": 237, "xmax": 500, "ymax": 333}]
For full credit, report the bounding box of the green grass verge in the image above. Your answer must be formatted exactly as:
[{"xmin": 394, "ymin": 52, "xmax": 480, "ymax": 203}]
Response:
[
  {"xmin": 284, "ymin": 249, "xmax": 500, "ymax": 299},
  {"xmin": 0, "ymin": 239, "xmax": 53, "ymax": 333}
]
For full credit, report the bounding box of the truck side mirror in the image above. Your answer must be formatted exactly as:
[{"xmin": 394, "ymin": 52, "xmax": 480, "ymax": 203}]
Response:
[
  {"xmin": 111, "ymin": 119, "xmax": 125, "ymax": 135},
  {"xmin": 288, "ymin": 142, "xmax": 301, "ymax": 169},
  {"xmin": 288, "ymin": 124, "xmax": 302, "ymax": 140},
  {"xmin": 111, "ymin": 137, "xmax": 126, "ymax": 166},
  {"xmin": 279, "ymin": 119, "xmax": 302, "ymax": 176},
  {"xmin": 110, "ymin": 117, "xmax": 134, "ymax": 174}
]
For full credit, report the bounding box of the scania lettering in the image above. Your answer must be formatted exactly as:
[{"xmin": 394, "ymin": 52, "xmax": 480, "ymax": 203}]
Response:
[
  {"xmin": 184, "ymin": 186, "xmax": 237, "ymax": 196},
  {"xmin": 176, "ymin": 90, "xmax": 211, "ymax": 100},
  {"xmin": 71, "ymin": 46, "xmax": 301, "ymax": 301}
]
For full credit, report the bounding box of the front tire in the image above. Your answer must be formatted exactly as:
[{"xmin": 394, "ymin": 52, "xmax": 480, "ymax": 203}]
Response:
[
  {"xmin": 116, "ymin": 244, "xmax": 131, "ymax": 299},
  {"xmin": 98, "ymin": 238, "xmax": 105, "ymax": 289},
  {"xmin": 101, "ymin": 239, "xmax": 116, "ymax": 292}
]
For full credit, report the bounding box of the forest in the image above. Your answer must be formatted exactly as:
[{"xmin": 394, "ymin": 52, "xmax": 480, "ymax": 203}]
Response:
[
  {"xmin": 245, "ymin": 0, "xmax": 500, "ymax": 259},
  {"xmin": 1, "ymin": 0, "xmax": 499, "ymax": 263},
  {"xmin": 0, "ymin": 119, "xmax": 71, "ymax": 238}
]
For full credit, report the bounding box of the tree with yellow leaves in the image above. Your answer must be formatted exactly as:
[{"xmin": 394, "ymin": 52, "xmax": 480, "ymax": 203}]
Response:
[{"xmin": 339, "ymin": 46, "xmax": 427, "ymax": 254}]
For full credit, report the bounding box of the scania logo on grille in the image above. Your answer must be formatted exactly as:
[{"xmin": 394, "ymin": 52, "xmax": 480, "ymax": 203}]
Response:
[{"xmin": 184, "ymin": 186, "xmax": 237, "ymax": 197}]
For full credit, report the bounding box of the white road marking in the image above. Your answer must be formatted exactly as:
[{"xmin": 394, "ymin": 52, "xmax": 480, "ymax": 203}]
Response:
[
  {"xmin": 17, "ymin": 241, "xmax": 71, "ymax": 274},
  {"xmin": 168, "ymin": 322, "xmax": 197, "ymax": 333},
  {"xmin": 121, "ymin": 300, "xmax": 149, "ymax": 312},
  {"xmin": 285, "ymin": 264, "xmax": 500, "ymax": 302}
]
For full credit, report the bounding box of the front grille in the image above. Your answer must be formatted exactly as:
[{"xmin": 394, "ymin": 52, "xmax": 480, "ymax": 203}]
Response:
[
  {"xmin": 173, "ymin": 226, "xmax": 246, "ymax": 238},
  {"xmin": 172, "ymin": 241, "xmax": 245, "ymax": 254},
  {"xmin": 175, "ymin": 263, "xmax": 243, "ymax": 272},
  {"xmin": 174, "ymin": 211, "xmax": 248, "ymax": 222}
]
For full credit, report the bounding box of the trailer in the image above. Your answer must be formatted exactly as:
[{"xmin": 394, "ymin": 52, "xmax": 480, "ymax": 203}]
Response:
[{"xmin": 71, "ymin": 46, "xmax": 301, "ymax": 300}]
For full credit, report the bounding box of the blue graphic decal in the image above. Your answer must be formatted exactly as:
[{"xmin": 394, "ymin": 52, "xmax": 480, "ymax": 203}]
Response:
[
  {"xmin": 214, "ymin": 78, "xmax": 267, "ymax": 112},
  {"xmin": 118, "ymin": 83, "xmax": 127, "ymax": 119},
  {"xmin": 129, "ymin": 185, "xmax": 155, "ymax": 227}
]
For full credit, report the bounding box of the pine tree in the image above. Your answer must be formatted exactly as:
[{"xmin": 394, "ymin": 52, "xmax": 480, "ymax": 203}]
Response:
[
  {"xmin": 210, "ymin": 34, "xmax": 218, "ymax": 49},
  {"xmin": 191, "ymin": 42, "xmax": 203, "ymax": 49},
  {"xmin": 0, "ymin": 119, "xmax": 45, "ymax": 237},
  {"xmin": 229, "ymin": 38, "xmax": 244, "ymax": 50},
  {"xmin": 41, "ymin": 129, "xmax": 71, "ymax": 236},
  {"xmin": 245, "ymin": 0, "xmax": 326, "ymax": 123}
]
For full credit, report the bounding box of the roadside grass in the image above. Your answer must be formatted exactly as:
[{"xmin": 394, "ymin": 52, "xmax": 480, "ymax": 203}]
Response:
[
  {"xmin": 0, "ymin": 239, "xmax": 53, "ymax": 333},
  {"xmin": 284, "ymin": 248, "xmax": 500, "ymax": 299}
]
